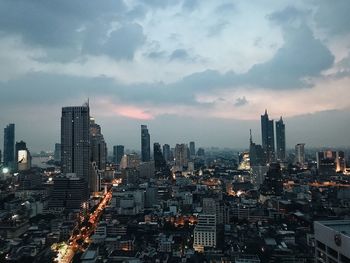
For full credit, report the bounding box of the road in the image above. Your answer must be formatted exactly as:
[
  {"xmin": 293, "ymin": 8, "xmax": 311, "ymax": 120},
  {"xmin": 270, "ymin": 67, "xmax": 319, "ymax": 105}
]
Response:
[{"xmin": 55, "ymin": 189, "xmax": 113, "ymax": 263}]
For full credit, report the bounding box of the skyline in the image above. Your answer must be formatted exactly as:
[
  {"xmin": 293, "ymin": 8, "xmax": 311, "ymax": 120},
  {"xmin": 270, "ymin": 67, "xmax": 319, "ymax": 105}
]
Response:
[{"xmin": 0, "ymin": 0, "xmax": 350, "ymax": 150}]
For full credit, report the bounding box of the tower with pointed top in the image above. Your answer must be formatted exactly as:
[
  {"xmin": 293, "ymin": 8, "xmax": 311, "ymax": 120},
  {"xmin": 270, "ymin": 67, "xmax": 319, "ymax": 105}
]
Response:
[
  {"xmin": 275, "ymin": 116, "xmax": 286, "ymax": 161},
  {"xmin": 261, "ymin": 110, "xmax": 275, "ymax": 163}
]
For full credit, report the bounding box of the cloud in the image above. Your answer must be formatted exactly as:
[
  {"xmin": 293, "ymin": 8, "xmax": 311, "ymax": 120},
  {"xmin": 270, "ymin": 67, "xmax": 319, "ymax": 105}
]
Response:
[
  {"xmin": 314, "ymin": 0, "xmax": 350, "ymax": 36},
  {"xmin": 234, "ymin": 96, "xmax": 248, "ymax": 107},
  {"xmin": 169, "ymin": 49, "xmax": 190, "ymax": 61}
]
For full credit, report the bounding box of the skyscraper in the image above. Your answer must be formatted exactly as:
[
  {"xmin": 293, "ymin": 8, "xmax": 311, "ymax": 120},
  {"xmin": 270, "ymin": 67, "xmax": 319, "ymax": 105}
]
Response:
[
  {"xmin": 295, "ymin": 143, "xmax": 305, "ymax": 165},
  {"xmin": 162, "ymin": 144, "xmax": 170, "ymax": 162},
  {"xmin": 275, "ymin": 116, "xmax": 286, "ymax": 161},
  {"xmin": 54, "ymin": 143, "xmax": 61, "ymax": 162},
  {"xmin": 113, "ymin": 145, "xmax": 124, "ymax": 164},
  {"xmin": 261, "ymin": 110, "xmax": 275, "ymax": 163},
  {"xmin": 189, "ymin": 141, "xmax": 196, "ymax": 157},
  {"xmin": 3, "ymin": 123, "xmax": 15, "ymax": 168},
  {"xmin": 153, "ymin": 142, "xmax": 166, "ymax": 170},
  {"xmin": 141, "ymin": 125, "xmax": 150, "ymax": 162},
  {"xmin": 174, "ymin": 144, "xmax": 188, "ymax": 170},
  {"xmin": 61, "ymin": 104, "xmax": 90, "ymax": 180}
]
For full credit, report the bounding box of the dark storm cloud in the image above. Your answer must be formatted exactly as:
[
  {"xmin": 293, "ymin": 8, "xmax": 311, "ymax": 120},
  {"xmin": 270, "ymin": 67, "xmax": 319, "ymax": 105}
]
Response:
[{"xmin": 0, "ymin": 0, "xmax": 148, "ymax": 61}]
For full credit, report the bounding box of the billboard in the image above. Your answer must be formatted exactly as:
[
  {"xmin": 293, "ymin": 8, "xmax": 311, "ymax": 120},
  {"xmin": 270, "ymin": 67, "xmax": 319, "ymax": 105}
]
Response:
[{"xmin": 18, "ymin": 150, "xmax": 28, "ymax": 164}]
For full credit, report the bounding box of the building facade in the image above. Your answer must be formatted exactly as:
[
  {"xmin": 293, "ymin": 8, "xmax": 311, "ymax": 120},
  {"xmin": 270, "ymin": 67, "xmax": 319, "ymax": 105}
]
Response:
[
  {"xmin": 141, "ymin": 125, "xmax": 150, "ymax": 162},
  {"xmin": 61, "ymin": 105, "xmax": 90, "ymax": 180},
  {"xmin": 261, "ymin": 110, "xmax": 275, "ymax": 163},
  {"xmin": 275, "ymin": 117, "xmax": 286, "ymax": 161}
]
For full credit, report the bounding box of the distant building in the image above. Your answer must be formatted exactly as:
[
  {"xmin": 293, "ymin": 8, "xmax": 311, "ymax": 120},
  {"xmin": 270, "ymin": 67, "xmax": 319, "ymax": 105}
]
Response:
[
  {"xmin": 315, "ymin": 220, "xmax": 350, "ymax": 263},
  {"xmin": 174, "ymin": 144, "xmax": 188, "ymax": 170},
  {"xmin": 189, "ymin": 141, "xmax": 196, "ymax": 157},
  {"xmin": 49, "ymin": 173, "xmax": 88, "ymax": 212},
  {"xmin": 249, "ymin": 130, "xmax": 266, "ymax": 166},
  {"xmin": 15, "ymin": 140, "xmax": 31, "ymax": 171},
  {"xmin": 141, "ymin": 125, "xmax": 150, "ymax": 162},
  {"xmin": 153, "ymin": 143, "xmax": 166, "ymax": 170},
  {"xmin": 61, "ymin": 104, "xmax": 90, "ymax": 180},
  {"xmin": 120, "ymin": 154, "xmax": 140, "ymax": 169},
  {"xmin": 54, "ymin": 143, "xmax": 61, "ymax": 162},
  {"xmin": 113, "ymin": 145, "xmax": 124, "ymax": 164},
  {"xmin": 295, "ymin": 143, "xmax": 305, "ymax": 165},
  {"xmin": 3, "ymin": 123, "xmax": 15, "ymax": 169},
  {"xmin": 317, "ymin": 151, "xmax": 337, "ymax": 177},
  {"xmin": 197, "ymin": 147, "xmax": 205, "ymax": 157},
  {"xmin": 336, "ymin": 151, "xmax": 346, "ymax": 172},
  {"xmin": 261, "ymin": 110, "xmax": 275, "ymax": 163},
  {"xmin": 90, "ymin": 117, "xmax": 107, "ymax": 171},
  {"xmin": 162, "ymin": 144, "xmax": 171, "ymax": 162},
  {"xmin": 260, "ymin": 163, "xmax": 283, "ymax": 197},
  {"xmin": 275, "ymin": 116, "xmax": 286, "ymax": 161},
  {"xmin": 193, "ymin": 214, "xmax": 217, "ymax": 252}
]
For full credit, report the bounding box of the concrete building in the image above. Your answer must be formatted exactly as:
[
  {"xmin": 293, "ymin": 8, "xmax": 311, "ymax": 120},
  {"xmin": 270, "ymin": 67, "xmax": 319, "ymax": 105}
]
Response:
[
  {"xmin": 295, "ymin": 143, "xmax": 305, "ymax": 165},
  {"xmin": 193, "ymin": 214, "xmax": 216, "ymax": 252},
  {"xmin": 141, "ymin": 125, "xmax": 150, "ymax": 162},
  {"xmin": 314, "ymin": 220, "xmax": 350, "ymax": 263},
  {"xmin": 61, "ymin": 104, "xmax": 90, "ymax": 180},
  {"xmin": 174, "ymin": 144, "xmax": 188, "ymax": 171}
]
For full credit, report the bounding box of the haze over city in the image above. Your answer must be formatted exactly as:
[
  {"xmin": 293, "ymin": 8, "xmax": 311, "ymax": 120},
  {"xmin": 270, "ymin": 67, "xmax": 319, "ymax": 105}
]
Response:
[{"xmin": 1, "ymin": 0, "xmax": 350, "ymax": 150}]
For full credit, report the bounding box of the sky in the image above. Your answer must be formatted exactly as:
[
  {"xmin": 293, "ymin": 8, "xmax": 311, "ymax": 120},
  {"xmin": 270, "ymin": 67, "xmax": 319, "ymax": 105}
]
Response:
[{"xmin": 0, "ymin": 0, "xmax": 350, "ymax": 152}]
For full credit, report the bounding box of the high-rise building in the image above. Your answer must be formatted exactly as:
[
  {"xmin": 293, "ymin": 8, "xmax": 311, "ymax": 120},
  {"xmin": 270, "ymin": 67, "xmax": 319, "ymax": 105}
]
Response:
[
  {"xmin": 90, "ymin": 117, "xmax": 107, "ymax": 171},
  {"xmin": 120, "ymin": 154, "xmax": 140, "ymax": 169},
  {"xmin": 61, "ymin": 104, "xmax": 90, "ymax": 180},
  {"xmin": 153, "ymin": 143, "xmax": 166, "ymax": 170},
  {"xmin": 54, "ymin": 143, "xmax": 61, "ymax": 162},
  {"xmin": 174, "ymin": 144, "xmax": 188, "ymax": 170},
  {"xmin": 261, "ymin": 110, "xmax": 275, "ymax": 163},
  {"xmin": 275, "ymin": 116, "xmax": 286, "ymax": 161},
  {"xmin": 189, "ymin": 141, "xmax": 196, "ymax": 157},
  {"xmin": 141, "ymin": 125, "xmax": 150, "ymax": 162},
  {"xmin": 295, "ymin": 143, "xmax": 305, "ymax": 165},
  {"xmin": 3, "ymin": 123, "xmax": 15, "ymax": 168},
  {"xmin": 15, "ymin": 140, "xmax": 31, "ymax": 171},
  {"xmin": 162, "ymin": 144, "xmax": 171, "ymax": 162},
  {"xmin": 113, "ymin": 145, "xmax": 124, "ymax": 164}
]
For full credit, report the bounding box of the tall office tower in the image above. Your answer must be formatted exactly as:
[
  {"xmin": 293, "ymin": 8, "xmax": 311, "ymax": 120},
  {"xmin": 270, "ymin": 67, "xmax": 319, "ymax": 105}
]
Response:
[
  {"xmin": 336, "ymin": 151, "xmax": 346, "ymax": 172},
  {"xmin": 162, "ymin": 144, "xmax": 171, "ymax": 162},
  {"xmin": 174, "ymin": 144, "xmax": 188, "ymax": 169},
  {"xmin": 141, "ymin": 125, "xmax": 150, "ymax": 162},
  {"xmin": 153, "ymin": 143, "xmax": 166, "ymax": 170},
  {"xmin": 61, "ymin": 104, "xmax": 90, "ymax": 180},
  {"xmin": 90, "ymin": 117, "xmax": 107, "ymax": 171},
  {"xmin": 189, "ymin": 141, "xmax": 196, "ymax": 157},
  {"xmin": 3, "ymin": 123, "xmax": 15, "ymax": 168},
  {"xmin": 261, "ymin": 110, "xmax": 275, "ymax": 163},
  {"xmin": 275, "ymin": 116, "xmax": 286, "ymax": 161},
  {"xmin": 54, "ymin": 143, "xmax": 61, "ymax": 162},
  {"xmin": 15, "ymin": 140, "xmax": 31, "ymax": 171},
  {"xmin": 116, "ymin": 145, "xmax": 124, "ymax": 164},
  {"xmin": 193, "ymin": 214, "xmax": 217, "ymax": 252},
  {"xmin": 295, "ymin": 143, "xmax": 305, "ymax": 165}
]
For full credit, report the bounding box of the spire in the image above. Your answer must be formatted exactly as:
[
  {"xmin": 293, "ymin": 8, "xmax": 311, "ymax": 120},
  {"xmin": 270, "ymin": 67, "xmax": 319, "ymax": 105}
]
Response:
[
  {"xmin": 249, "ymin": 129, "xmax": 253, "ymax": 145},
  {"xmin": 265, "ymin": 109, "xmax": 268, "ymax": 115},
  {"xmin": 280, "ymin": 116, "xmax": 283, "ymax": 121}
]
